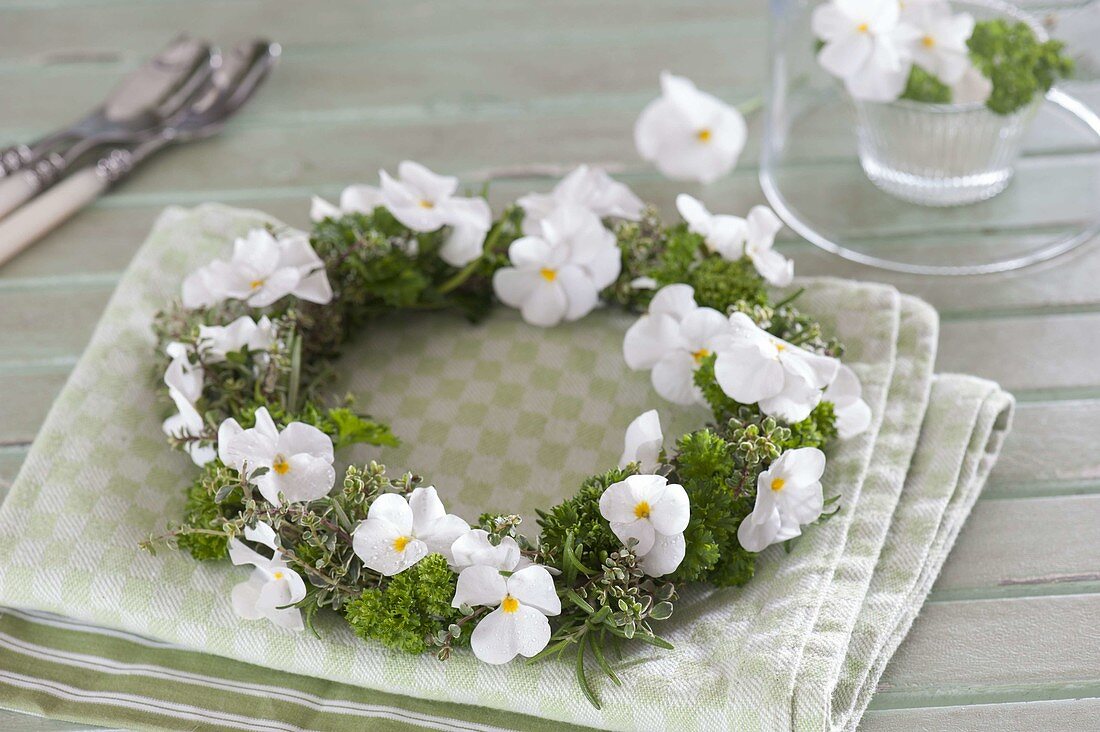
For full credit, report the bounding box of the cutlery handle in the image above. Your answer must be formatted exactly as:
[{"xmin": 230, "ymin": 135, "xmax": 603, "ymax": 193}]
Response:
[
  {"xmin": 0, "ymin": 144, "xmax": 35, "ymax": 177},
  {"xmin": 0, "ymin": 172, "xmax": 40, "ymax": 221},
  {"xmin": 0, "ymin": 165, "xmax": 108, "ymax": 268}
]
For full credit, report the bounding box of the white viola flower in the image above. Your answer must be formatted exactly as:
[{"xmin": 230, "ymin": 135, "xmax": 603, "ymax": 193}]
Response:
[
  {"xmin": 950, "ymin": 64, "xmax": 993, "ymax": 105},
  {"xmin": 217, "ymin": 407, "xmax": 336, "ymax": 506},
  {"xmin": 906, "ymin": 3, "xmax": 975, "ymax": 85},
  {"xmin": 164, "ymin": 342, "xmax": 203, "ymax": 404},
  {"xmin": 676, "ymin": 195, "xmax": 793, "ymax": 286},
  {"xmin": 450, "ymin": 529, "xmax": 526, "ymax": 571},
  {"xmin": 630, "ymin": 276, "xmax": 658, "ymax": 291},
  {"xmin": 737, "ymin": 447, "xmax": 827, "ymax": 552},
  {"xmin": 181, "ymin": 229, "xmax": 333, "ymax": 309},
  {"xmin": 310, "ymin": 184, "xmax": 384, "ymax": 222},
  {"xmin": 162, "ymin": 387, "xmax": 215, "ymax": 466},
  {"xmin": 228, "ymin": 521, "xmax": 307, "ymax": 631},
  {"xmin": 812, "ymin": 0, "xmax": 919, "ymax": 102},
  {"xmin": 352, "ymin": 487, "xmax": 469, "ymax": 576},
  {"xmin": 713, "ymin": 313, "xmax": 840, "ymax": 423},
  {"xmin": 452, "ymin": 564, "xmax": 561, "ymax": 664},
  {"xmin": 599, "ymin": 474, "xmax": 690, "ymax": 577},
  {"xmin": 197, "ymin": 316, "xmax": 275, "ymax": 363},
  {"xmin": 379, "ymin": 161, "xmax": 492, "ymax": 267},
  {"xmin": 492, "ymin": 205, "xmax": 620, "ymax": 327},
  {"xmin": 634, "ymin": 72, "xmax": 747, "ymax": 184},
  {"xmin": 517, "ymin": 165, "xmax": 644, "ymax": 234},
  {"xmin": 619, "ymin": 409, "xmax": 664, "ymax": 473},
  {"xmin": 622, "ymin": 284, "xmax": 730, "ymax": 405},
  {"xmin": 824, "ymin": 363, "xmax": 873, "ymax": 439}
]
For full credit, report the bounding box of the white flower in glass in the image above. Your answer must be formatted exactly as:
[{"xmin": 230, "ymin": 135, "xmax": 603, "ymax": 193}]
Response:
[
  {"xmin": 378, "ymin": 161, "xmax": 492, "ymax": 267},
  {"xmin": 228, "ymin": 521, "xmax": 307, "ymax": 631},
  {"xmin": 950, "ymin": 65, "xmax": 993, "ymax": 105},
  {"xmin": 812, "ymin": 0, "xmax": 918, "ymax": 102},
  {"xmin": 676, "ymin": 195, "xmax": 793, "ymax": 286},
  {"xmin": 823, "ymin": 363, "xmax": 873, "ymax": 438},
  {"xmin": 181, "ymin": 229, "xmax": 333, "ymax": 309},
  {"xmin": 450, "ymin": 529, "xmax": 526, "ymax": 571},
  {"xmin": 622, "ymin": 284, "xmax": 730, "ymax": 405},
  {"xmin": 492, "ymin": 205, "xmax": 621, "ymax": 327},
  {"xmin": 713, "ymin": 313, "xmax": 840, "ymax": 422},
  {"xmin": 737, "ymin": 447, "xmax": 827, "ymax": 552},
  {"xmin": 905, "ymin": 3, "xmax": 975, "ymax": 85},
  {"xmin": 452, "ymin": 564, "xmax": 561, "ymax": 664},
  {"xmin": 634, "ymin": 72, "xmax": 747, "ymax": 184},
  {"xmin": 598, "ymin": 474, "xmax": 690, "ymax": 577},
  {"xmin": 310, "ymin": 184, "xmax": 384, "ymax": 222},
  {"xmin": 517, "ymin": 165, "xmax": 644, "ymax": 233},
  {"xmin": 217, "ymin": 407, "xmax": 336, "ymax": 506},
  {"xmin": 619, "ymin": 409, "xmax": 664, "ymax": 473},
  {"xmin": 352, "ymin": 487, "xmax": 470, "ymax": 576},
  {"xmin": 197, "ymin": 315, "xmax": 275, "ymax": 363}
]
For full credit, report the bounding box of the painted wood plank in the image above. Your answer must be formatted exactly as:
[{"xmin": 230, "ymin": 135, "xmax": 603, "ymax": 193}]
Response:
[
  {"xmin": 876, "ymin": 594, "xmax": 1100, "ymax": 691},
  {"xmin": 860, "ymin": 699, "xmax": 1100, "ymax": 731},
  {"xmin": 0, "ymin": 708, "xmax": 110, "ymax": 731},
  {"xmin": 0, "ymin": 370, "xmax": 67, "ymax": 445}
]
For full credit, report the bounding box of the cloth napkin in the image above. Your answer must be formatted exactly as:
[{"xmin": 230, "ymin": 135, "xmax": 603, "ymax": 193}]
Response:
[{"xmin": 0, "ymin": 204, "xmax": 1013, "ymax": 731}]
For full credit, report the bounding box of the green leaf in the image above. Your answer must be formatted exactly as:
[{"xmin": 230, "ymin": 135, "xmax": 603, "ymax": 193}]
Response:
[{"xmin": 326, "ymin": 408, "xmax": 399, "ymax": 449}]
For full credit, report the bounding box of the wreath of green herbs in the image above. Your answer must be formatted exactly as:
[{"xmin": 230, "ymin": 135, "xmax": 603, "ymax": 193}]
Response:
[{"xmin": 146, "ymin": 203, "xmax": 844, "ymax": 706}]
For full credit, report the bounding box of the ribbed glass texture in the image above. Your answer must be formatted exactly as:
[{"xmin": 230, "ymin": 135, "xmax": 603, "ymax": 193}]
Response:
[{"xmin": 853, "ymin": 98, "xmax": 1042, "ymax": 207}]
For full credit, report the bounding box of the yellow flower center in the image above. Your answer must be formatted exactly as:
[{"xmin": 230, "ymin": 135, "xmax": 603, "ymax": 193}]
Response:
[
  {"xmin": 856, "ymin": 22, "xmax": 869, "ymax": 33},
  {"xmin": 419, "ymin": 199, "xmax": 434, "ymax": 209},
  {"xmin": 540, "ymin": 268, "xmax": 557, "ymax": 282},
  {"xmin": 696, "ymin": 128, "xmax": 712, "ymax": 143},
  {"xmin": 272, "ymin": 455, "xmax": 290, "ymax": 475},
  {"xmin": 249, "ymin": 279, "xmax": 265, "ymax": 290},
  {"xmin": 771, "ymin": 477, "xmax": 786, "ymax": 492},
  {"xmin": 775, "ymin": 342, "xmax": 786, "ymax": 352},
  {"xmin": 502, "ymin": 595, "xmax": 520, "ymax": 614},
  {"xmin": 273, "ymin": 571, "xmax": 284, "ymax": 580},
  {"xmin": 921, "ymin": 35, "xmax": 936, "ymax": 48},
  {"xmin": 692, "ymin": 348, "xmax": 711, "ymax": 364},
  {"xmin": 634, "ymin": 501, "xmax": 651, "ymax": 519},
  {"xmin": 393, "ymin": 535, "xmax": 411, "ymax": 552}
]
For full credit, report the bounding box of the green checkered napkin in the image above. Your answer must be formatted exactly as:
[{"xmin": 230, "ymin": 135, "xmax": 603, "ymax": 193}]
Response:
[{"xmin": 0, "ymin": 205, "xmax": 1013, "ymax": 731}]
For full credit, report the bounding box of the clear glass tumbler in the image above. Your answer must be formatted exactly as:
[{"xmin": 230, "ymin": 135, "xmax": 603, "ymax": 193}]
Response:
[{"xmin": 853, "ymin": 96, "xmax": 1043, "ymax": 206}]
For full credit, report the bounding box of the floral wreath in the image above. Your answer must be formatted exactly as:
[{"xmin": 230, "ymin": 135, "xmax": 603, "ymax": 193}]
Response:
[{"xmin": 149, "ymin": 153, "xmax": 871, "ymax": 704}]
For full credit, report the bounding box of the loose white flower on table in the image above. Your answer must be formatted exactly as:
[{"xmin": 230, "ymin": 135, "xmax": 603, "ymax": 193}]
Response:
[
  {"xmin": 737, "ymin": 447, "xmax": 827, "ymax": 552},
  {"xmin": 824, "ymin": 363, "xmax": 873, "ymax": 438},
  {"xmin": 619, "ymin": 409, "xmax": 664, "ymax": 473},
  {"xmin": 517, "ymin": 165, "xmax": 644, "ymax": 233},
  {"xmin": 217, "ymin": 407, "xmax": 336, "ymax": 506},
  {"xmin": 492, "ymin": 204, "xmax": 621, "ymax": 327},
  {"xmin": 197, "ymin": 315, "xmax": 275, "ymax": 363},
  {"xmin": 812, "ymin": 0, "xmax": 918, "ymax": 102},
  {"xmin": 676, "ymin": 195, "xmax": 793, "ymax": 286},
  {"xmin": 450, "ymin": 529, "xmax": 527, "ymax": 572},
  {"xmin": 905, "ymin": 2, "xmax": 975, "ymax": 85},
  {"xmin": 713, "ymin": 312, "xmax": 840, "ymax": 422},
  {"xmin": 622, "ymin": 284, "xmax": 730, "ymax": 405},
  {"xmin": 379, "ymin": 160, "xmax": 492, "ymax": 267},
  {"xmin": 181, "ymin": 229, "xmax": 333, "ymax": 309},
  {"xmin": 310, "ymin": 184, "xmax": 384, "ymax": 222},
  {"xmin": 228, "ymin": 521, "xmax": 307, "ymax": 631},
  {"xmin": 634, "ymin": 72, "xmax": 747, "ymax": 184},
  {"xmin": 452, "ymin": 564, "xmax": 561, "ymax": 664},
  {"xmin": 352, "ymin": 487, "xmax": 469, "ymax": 576},
  {"xmin": 599, "ymin": 474, "xmax": 690, "ymax": 577}
]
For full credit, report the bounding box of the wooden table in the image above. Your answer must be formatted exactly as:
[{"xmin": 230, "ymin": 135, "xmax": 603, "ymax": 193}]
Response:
[{"xmin": 1, "ymin": 1, "xmax": 1098, "ymax": 729}]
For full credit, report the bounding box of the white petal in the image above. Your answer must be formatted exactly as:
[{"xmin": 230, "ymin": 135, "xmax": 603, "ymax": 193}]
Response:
[
  {"xmin": 491, "ymin": 267, "xmax": 540, "ymax": 310},
  {"xmin": 836, "ymin": 398, "xmax": 873, "ymax": 439},
  {"xmin": 268, "ymin": 454, "xmax": 335, "ymax": 503},
  {"xmin": 776, "ymin": 447, "xmax": 827, "ymax": 488},
  {"xmin": 782, "ymin": 348, "xmax": 840, "ymax": 390},
  {"xmin": 216, "ymin": 418, "xmax": 246, "ymax": 469},
  {"xmin": 610, "ymin": 519, "xmax": 656, "ymax": 555},
  {"xmin": 340, "ymin": 184, "xmax": 384, "ymax": 213},
  {"xmin": 451, "ymin": 530, "xmax": 521, "ymax": 571},
  {"xmin": 652, "ymin": 351, "xmax": 700, "ymax": 406},
  {"xmin": 750, "ymin": 247, "xmax": 794, "ymax": 287},
  {"xmin": 620, "ymin": 409, "xmax": 663, "ymax": 472},
  {"xmin": 737, "ymin": 506, "xmax": 782, "ymax": 552},
  {"xmin": 277, "ymin": 422, "xmax": 334, "ymax": 463},
  {"xmin": 758, "ymin": 373, "xmax": 822, "ymax": 423},
  {"xmin": 292, "ymin": 267, "xmax": 334, "ymax": 305},
  {"xmin": 247, "ymin": 267, "xmax": 300, "ymax": 308},
  {"xmin": 640, "ymin": 532, "xmax": 686, "ymax": 577},
  {"xmin": 824, "ymin": 363, "xmax": 862, "ymax": 407},
  {"xmin": 231, "ymin": 574, "xmax": 266, "ymax": 620},
  {"xmin": 408, "ymin": 486, "xmax": 446, "ymax": 531},
  {"xmin": 440, "ymin": 223, "xmax": 488, "ymax": 267},
  {"xmin": 417, "ymin": 515, "xmax": 470, "ymax": 563},
  {"xmin": 818, "ymin": 33, "xmax": 874, "ymax": 79},
  {"xmin": 398, "ymin": 160, "xmax": 458, "ymax": 201},
  {"xmin": 310, "ymin": 196, "xmax": 341, "ymax": 222},
  {"xmin": 600, "ymin": 479, "xmax": 642, "ymax": 524},
  {"xmin": 779, "ymin": 479, "xmax": 825, "ymax": 526},
  {"xmin": 555, "ymin": 265, "xmax": 600, "ymax": 322},
  {"xmin": 228, "ymin": 538, "xmax": 269, "ymax": 569},
  {"xmin": 244, "ymin": 521, "xmax": 280, "ymax": 552},
  {"xmin": 812, "ymin": 3, "xmax": 856, "ymax": 41},
  {"xmin": 252, "ymin": 407, "xmax": 280, "ymax": 442},
  {"xmin": 452, "ymin": 564, "xmax": 508, "ymax": 609},
  {"xmin": 367, "ymin": 493, "xmax": 415, "ymax": 534},
  {"xmin": 622, "ymin": 313, "xmax": 683, "ymax": 371},
  {"xmin": 679, "ymin": 307, "xmax": 729, "ymax": 351},
  {"xmin": 506, "ymin": 566, "xmax": 561, "ymax": 616},
  {"xmin": 507, "ymin": 235, "xmax": 555, "ymax": 268},
  {"xmin": 714, "ymin": 343, "xmax": 786, "ymax": 404},
  {"xmin": 519, "ymin": 282, "xmax": 568, "ymax": 328},
  {"xmin": 675, "ymin": 194, "xmax": 712, "ymax": 235},
  {"xmin": 648, "ymin": 481, "xmax": 690, "ymax": 536},
  {"xmin": 471, "ymin": 605, "xmax": 551, "ymax": 664},
  {"xmin": 352, "ymin": 518, "xmax": 427, "ymax": 576},
  {"xmin": 648, "ymin": 283, "xmax": 698, "ymax": 320},
  {"xmin": 951, "ymin": 65, "xmax": 992, "ymax": 105}
]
